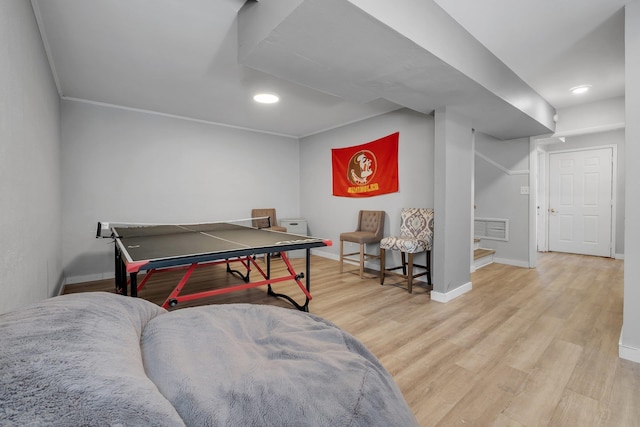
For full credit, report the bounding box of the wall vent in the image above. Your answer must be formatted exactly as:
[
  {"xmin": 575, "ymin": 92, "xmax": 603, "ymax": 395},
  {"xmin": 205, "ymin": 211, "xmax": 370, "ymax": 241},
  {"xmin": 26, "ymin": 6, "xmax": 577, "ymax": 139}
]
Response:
[{"xmin": 474, "ymin": 218, "xmax": 509, "ymax": 241}]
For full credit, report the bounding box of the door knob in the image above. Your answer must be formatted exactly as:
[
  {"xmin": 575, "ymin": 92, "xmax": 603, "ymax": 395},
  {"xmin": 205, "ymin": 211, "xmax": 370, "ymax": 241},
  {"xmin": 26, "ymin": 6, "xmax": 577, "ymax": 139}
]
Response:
[{"xmin": 550, "ymin": 208, "xmax": 556, "ymax": 213}]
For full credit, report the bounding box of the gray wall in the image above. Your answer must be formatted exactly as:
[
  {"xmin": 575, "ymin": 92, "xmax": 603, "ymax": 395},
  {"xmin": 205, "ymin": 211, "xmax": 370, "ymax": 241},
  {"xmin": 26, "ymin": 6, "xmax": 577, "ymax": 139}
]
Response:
[
  {"xmin": 63, "ymin": 105, "xmax": 434, "ymax": 284},
  {"xmin": 474, "ymin": 134, "xmax": 530, "ymax": 265},
  {"xmin": 299, "ymin": 108, "xmax": 434, "ymax": 271},
  {"xmin": 0, "ymin": 1, "xmax": 62, "ymax": 314},
  {"xmin": 61, "ymin": 100, "xmax": 301, "ymax": 283}
]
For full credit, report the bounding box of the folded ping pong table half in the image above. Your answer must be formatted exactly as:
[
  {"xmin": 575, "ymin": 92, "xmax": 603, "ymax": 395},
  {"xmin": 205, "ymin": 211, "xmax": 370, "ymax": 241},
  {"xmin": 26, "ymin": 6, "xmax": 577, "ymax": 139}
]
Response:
[{"xmin": 110, "ymin": 222, "xmax": 332, "ymax": 311}]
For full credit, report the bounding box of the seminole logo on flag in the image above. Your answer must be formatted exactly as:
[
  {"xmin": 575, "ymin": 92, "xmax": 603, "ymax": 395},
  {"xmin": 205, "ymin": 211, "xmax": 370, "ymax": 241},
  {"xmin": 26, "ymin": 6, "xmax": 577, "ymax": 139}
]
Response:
[{"xmin": 331, "ymin": 132, "xmax": 399, "ymax": 197}]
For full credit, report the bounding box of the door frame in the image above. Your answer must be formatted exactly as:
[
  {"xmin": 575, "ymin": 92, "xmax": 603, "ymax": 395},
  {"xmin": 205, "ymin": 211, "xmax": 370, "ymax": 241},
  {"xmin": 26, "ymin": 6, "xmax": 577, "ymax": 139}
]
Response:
[
  {"xmin": 536, "ymin": 147, "xmax": 548, "ymax": 252},
  {"xmin": 543, "ymin": 144, "xmax": 617, "ymax": 258}
]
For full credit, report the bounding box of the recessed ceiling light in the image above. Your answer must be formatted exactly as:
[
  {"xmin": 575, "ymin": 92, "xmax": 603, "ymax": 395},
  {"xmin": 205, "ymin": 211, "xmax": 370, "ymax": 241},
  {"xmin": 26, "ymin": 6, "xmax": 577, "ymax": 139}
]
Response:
[
  {"xmin": 570, "ymin": 85, "xmax": 591, "ymax": 95},
  {"xmin": 253, "ymin": 93, "xmax": 279, "ymax": 104}
]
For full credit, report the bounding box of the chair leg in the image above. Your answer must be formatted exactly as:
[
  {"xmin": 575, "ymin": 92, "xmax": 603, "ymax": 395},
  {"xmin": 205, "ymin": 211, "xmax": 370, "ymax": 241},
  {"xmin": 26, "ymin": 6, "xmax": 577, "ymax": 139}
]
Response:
[
  {"xmin": 380, "ymin": 248, "xmax": 386, "ymax": 285},
  {"xmin": 426, "ymin": 250, "xmax": 432, "ymax": 286},
  {"xmin": 401, "ymin": 252, "xmax": 407, "ymax": 275},
  {"xmin": 339, "ymin": 240, "xmax": 344, "ymax": 273},
  {"xmin": 407, "ymin": 252, "xmax": 414, "ymax": 294},
  {"xmin": 359, "ymin": 243, "xmax": 365, "ymax": 279}
]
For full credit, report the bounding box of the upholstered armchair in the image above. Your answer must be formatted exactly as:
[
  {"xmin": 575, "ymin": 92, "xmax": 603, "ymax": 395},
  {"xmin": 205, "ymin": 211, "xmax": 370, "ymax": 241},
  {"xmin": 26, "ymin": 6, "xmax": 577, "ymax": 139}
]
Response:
[
  {"xmin": 251, "ymin": 208, "xmax": 286, "ymax": 232},
  {"xmin": 380, "ymin": 208, "xmax": 433, "ymax": 293},
  {"xmin": 339, "ymin": 210, "xmax": 385, "ymax": 279},
  {"xmin": 252, "ymin": 208, "xmax": 287, "ymax": 262}
]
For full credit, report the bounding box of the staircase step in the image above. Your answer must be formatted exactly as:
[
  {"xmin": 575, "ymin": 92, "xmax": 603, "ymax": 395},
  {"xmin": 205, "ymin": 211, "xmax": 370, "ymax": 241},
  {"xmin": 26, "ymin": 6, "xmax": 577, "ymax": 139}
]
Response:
[
  {"xmin": 474, "ymin": 248, "xmax": 495, "ymax": 260},
  {"xmin": 473, "ymin": 238, "xmax": 481, "ymax": 250}
]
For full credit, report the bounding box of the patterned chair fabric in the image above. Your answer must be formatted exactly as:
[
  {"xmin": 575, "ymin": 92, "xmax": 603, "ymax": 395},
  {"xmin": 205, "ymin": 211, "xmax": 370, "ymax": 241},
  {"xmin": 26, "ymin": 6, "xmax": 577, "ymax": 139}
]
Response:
[
  {"xmin": 380, "ymin": 208, "xmax": 433, "ymax": 293},
  {"xmin": 380, "ymin": 208, "xmax": 434, "ymax": 253}
]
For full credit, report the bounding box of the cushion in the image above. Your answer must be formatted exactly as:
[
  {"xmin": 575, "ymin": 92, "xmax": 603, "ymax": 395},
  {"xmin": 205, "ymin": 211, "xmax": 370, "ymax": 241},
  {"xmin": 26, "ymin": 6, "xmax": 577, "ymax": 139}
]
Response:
[
  {"xmin": 340, "ymin": 230, "xmax": 381, "ymax": 244},
  {"xmin": 0, "ymin": 292, "xmax": 185, "ymax": 426},
  {"xmin": 141, "ymin": 303, "xmax": 418, "ymax": 426},
  {"xmin": 380, "ymin": 235, "xmax": 429, "ymax": 253},
  {"xmin": 381, "ymin": 208, "xmax": 433, "ymax": 253}
]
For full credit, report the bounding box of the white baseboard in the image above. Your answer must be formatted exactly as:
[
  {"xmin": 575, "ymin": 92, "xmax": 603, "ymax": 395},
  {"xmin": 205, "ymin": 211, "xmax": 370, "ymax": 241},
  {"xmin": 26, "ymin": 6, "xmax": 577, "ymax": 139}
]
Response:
[
  {"xmin": 474, "ymin": 258, "xmax": 494, "ymax": 270},
  {"xmin": 619, "ymin": 327, "xmax": 640, "ymax": 363},
  {"xmin": 55, "ymin": 275, "xmax": 67, "ymax": 296},
  {"xmin": 431, "ymin": 281, "xmax": 472, "ymax": 303},
  {"xmin": 65, "ymin": 272, "xmax": 115, "ymax": 286},
  {"xmin": 493, "ymin": 257, "xmax": 531, "ymax": 268},
  {"xmin": 312, "ymin": 249, "xmax": 339, "ymax": 262},
  {"xmin": 471, "ymin": 256, "xmax": 529, "ymax": 273},
  {"xmin": 619, "ymin": 344, "xmax": 640, "ymax": 363},
  {"xmin": 615, "ymin": 253, "xmax": 625, "ymax": 260}
]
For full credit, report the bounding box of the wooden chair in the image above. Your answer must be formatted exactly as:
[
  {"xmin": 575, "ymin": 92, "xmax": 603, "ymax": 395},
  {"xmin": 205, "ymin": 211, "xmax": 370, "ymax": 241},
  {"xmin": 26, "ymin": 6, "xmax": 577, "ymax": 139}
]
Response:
[
  {"xmin": 252, "ymin": 208, "xmax": 286, "ymax": 262},
  {"xmin": 339, "ymin": 210, "xmax": 385, "ymax": 278},
  {"xmin": 251, "ymin": 208, "xmax": 286, "ymax": 232},
  {"xmin": 380, "ymin": 208, "xmax": 433, "ymax": 293}
]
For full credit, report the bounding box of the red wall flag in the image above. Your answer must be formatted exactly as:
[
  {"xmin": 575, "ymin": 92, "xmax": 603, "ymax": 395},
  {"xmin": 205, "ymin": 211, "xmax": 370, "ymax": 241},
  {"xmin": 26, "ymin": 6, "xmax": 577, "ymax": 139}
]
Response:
[{"xmin": 331, "ymin": 132, "xmax": 399, "ymax": 197}]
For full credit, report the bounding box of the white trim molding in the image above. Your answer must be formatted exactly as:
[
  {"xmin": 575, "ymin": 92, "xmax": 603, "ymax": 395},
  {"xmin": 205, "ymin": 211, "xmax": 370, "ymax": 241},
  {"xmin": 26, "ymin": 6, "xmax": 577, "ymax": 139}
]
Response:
[
  {"xmin": 31, "ymin": 0, "xmax": 63, "ymax": 96},
  {"xmin": 62, "ymin": 97, "xmax": 298, "ymax": 139},
  {"xmin": 554, "ymin": 122, "xmax": 625, "ymax": 138},
  {"xmin": 619, "ymin": 327, "xmax": 640, "ymax": 363},
  {"xmin": 493, "ymin": 258, "xmax": 531, "ymax": 268},
  {"xmin": 431, "ymin": 282, "xmax": 472, "ymax": 303},
  {"xmin": 475, "ymin": 152, "xmax": 529, "ymax": 175}
]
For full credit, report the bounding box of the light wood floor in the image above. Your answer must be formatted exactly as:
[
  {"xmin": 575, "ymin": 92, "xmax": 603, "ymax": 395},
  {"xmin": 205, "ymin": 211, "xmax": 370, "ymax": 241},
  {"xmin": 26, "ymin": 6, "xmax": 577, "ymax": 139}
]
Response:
[{"xmin": 64, "ymin": 252, "xmax": 639, "ymax": 426}]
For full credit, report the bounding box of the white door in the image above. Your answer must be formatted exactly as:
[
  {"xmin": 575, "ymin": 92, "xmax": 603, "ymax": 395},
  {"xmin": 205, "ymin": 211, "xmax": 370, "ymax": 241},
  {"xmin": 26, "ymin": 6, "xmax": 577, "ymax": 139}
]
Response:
[{"xmin": 548, "ymin": 148, "xmax": 612, "ymax": 257}]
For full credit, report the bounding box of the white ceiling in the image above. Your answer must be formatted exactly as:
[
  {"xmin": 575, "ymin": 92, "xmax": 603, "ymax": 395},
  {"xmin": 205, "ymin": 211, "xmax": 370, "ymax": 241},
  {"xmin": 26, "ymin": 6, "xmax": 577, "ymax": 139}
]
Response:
[
  {"xmin": 31, "ymin": 0, "xmax": 626, "ymax": 139},
  {"xmin": 434, "ymin": 0, "xmax": 626, "ymax": 109}
]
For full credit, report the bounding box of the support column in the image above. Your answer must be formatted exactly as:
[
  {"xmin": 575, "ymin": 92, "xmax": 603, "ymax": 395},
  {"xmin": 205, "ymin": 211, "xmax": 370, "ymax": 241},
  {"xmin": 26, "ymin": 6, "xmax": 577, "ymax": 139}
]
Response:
[
  {"xmin": 432, "ymin": 107, "xmax": 474, "ymax": 302},
  {"xmin": 620, "ymin": 0, "xmax": 640, "ymax": 362}
]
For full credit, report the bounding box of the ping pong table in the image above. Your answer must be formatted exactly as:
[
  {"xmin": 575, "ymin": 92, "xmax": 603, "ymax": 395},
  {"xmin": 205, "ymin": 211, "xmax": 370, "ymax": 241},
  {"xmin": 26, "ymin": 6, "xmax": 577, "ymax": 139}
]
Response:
[{"xmin": 108, "ymin": 221, "xmax": 332, "ymax": 311}]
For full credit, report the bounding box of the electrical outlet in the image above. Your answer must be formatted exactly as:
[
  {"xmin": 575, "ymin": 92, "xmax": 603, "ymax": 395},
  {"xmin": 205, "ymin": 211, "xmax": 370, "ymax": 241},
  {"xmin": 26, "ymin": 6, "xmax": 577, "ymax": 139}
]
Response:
[{"xmin": 520, "ymin": 186, "xmax": 530, "ymax": 195}]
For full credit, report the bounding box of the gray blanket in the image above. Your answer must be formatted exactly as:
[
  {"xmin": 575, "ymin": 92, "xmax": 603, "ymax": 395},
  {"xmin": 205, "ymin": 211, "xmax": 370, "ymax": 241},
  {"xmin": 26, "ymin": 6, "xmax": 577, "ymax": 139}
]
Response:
[
  {"xmin": 0, "ymin": 292, "xmax": 185, "ymax": 426},
  {"xmin": 0, "ymin": 292, "xmax": 417, "ymax": 426}
]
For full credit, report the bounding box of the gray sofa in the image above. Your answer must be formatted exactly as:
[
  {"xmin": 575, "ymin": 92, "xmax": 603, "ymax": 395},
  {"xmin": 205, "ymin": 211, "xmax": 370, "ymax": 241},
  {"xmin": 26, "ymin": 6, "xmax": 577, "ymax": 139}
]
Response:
[{"xmin": 0, "ymin": 292, "xmax": 418, "ymax": 426}]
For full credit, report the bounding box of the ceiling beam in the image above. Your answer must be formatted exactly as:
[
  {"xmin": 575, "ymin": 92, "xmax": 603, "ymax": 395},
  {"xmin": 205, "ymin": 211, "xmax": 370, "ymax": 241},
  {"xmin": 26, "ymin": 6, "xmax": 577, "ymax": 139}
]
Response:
[{"xmin": 238, "ymin": 0, "xmax": 556, "ymax": 139}]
